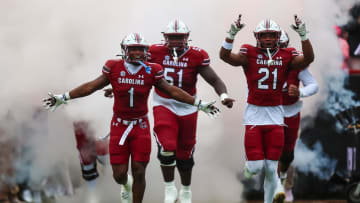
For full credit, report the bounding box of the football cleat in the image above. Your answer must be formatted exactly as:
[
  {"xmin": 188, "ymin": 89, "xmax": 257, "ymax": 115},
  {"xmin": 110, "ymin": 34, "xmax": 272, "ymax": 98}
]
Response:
[
  {"xmin": 179, "ymin": 188, "xmax": 192, "ymax": 203},
  {"xmin": 273, "ymin": 178, "xmax": 286, "ymax": 203},
  {"xmin": 120, "ymin": 174, "xmax": 133, "ymax": 203},
  {"xmin": 164, "ymin": 185, "xmax": 178, "ymax": 203}
]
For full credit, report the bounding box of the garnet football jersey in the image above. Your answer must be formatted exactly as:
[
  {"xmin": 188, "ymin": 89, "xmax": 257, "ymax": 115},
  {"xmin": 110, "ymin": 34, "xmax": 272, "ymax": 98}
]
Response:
[
  {"xmin": 240, "ymin": 44, "xmax": 298, "ymax": 106},
  {"xmin": 102, "ymin": 59, "xmax": 164, "ymax": 119},
  {"xmin": 148, "ymin": 44, "xmax": 210, "ymax": 99},
  {"xmin": 282, "ymin": 69, "xmax": 301, "ymax": 106}
]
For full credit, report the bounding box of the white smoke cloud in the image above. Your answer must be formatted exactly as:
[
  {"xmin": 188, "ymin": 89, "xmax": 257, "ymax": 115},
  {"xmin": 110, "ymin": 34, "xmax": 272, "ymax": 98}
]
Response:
[{"xmin": 293, "ymin": 140, "xmax": 337, "ymax": 180}]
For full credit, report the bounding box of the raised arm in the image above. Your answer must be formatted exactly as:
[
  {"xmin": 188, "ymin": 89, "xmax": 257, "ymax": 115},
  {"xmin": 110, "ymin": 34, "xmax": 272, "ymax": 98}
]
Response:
[
  {"xmin": 289, "ymin": 15, "xmax": 315, "ymax": 70},
  {"xmin": 219, "ymin": 14, "xmax": 248, "ymax": 67},
  {"xmin": 155, "ymin": 78, "xmax": 220, "ymax": 118},
  {"xmin": 43, "ymin": 74, "xmax": 110, "ymax": 111},
  {"xmin": 198, "ymin": 66, "xmax": 235, "ymax": 108}
]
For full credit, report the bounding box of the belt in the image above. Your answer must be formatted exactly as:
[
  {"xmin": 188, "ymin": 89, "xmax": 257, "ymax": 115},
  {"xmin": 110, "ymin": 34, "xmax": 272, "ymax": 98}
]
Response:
[
  {"xmin": 116, "ymin": 118, "xmax": 143, "ymax": 125},
  {"xmin": 116, "ymin": 116, "xmax": 147, "ymax": 145}
]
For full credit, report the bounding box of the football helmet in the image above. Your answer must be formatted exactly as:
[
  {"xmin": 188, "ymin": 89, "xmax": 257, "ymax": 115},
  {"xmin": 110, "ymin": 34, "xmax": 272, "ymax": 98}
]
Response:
[
  {"xmin": 279, "ymin": 30, "xmax": 289, "ymax": 48},
  {"xmin": 162, "ymin": 19, "xmax": 190, "ymax": 50},
  {"xmin": 253, "ymin": 19, "xmax": 281, "ymax": 49},
  {"xmin": 121, "ymin": 33, "xmax": 149, "ymax": 63}
]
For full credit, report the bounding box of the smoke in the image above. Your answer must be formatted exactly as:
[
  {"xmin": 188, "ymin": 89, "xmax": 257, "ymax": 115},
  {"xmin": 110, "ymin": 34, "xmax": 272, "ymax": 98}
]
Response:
[
  {"xmin": 2, "ymin": 0, "xmax": 359, "ymax": 202},
  {"xmin": 293, "ymin": 140, "xmax": 337, "ymax": 180}
]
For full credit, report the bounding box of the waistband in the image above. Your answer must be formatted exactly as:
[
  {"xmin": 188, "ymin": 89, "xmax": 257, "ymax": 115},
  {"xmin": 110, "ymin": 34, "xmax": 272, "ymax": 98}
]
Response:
[{"xmin": 115, "ymin": 115, "xmax": 148, "ymax": 126}]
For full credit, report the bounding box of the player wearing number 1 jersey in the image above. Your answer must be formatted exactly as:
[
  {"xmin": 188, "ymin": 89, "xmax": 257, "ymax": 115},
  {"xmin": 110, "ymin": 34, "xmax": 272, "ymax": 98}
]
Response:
[
  {"xmin": 148, "ymin": 19, "xmax": 234, "ymax": 203},
  {"xmin": 219, "ymin": 15, "xmax": 314, "ymax": 203},
  {"xmin": 43, "ymin": 33, "xmax": 219, "ymax": 203}
]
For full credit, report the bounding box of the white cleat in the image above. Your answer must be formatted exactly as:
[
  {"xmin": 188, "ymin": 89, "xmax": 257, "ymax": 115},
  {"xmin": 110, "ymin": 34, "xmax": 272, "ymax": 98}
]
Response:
[
  {"xmin": 120, "ymin": 175, "xmax": 133, "ymax": 203},
  {"xmin": 179, "ymin": 189, "xmax": 192, "ymax": 203},
  {"xmin": 285, "ymin": 188, "xmax": 294, "ymax": 202},
  {"xmin": 273, "ymin": 179, "xmax": 286, "ymax": 203},
  {"xmin": 164, "ymin": 185, "xmax": 178, "ymax": 203}
]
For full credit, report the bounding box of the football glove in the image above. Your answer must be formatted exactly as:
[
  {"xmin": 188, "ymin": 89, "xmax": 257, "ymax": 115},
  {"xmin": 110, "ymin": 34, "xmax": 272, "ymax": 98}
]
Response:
[
  {"xmin": 43, "ymin": 92, "xmax": 70, "ymax": 111},
  {"xmin": 291, "ymin": 15, "xmax": 308, "ymax": 41},
  {"xmin": 228, "ymin": 14, "xmax": 245, "ymax": 40}
]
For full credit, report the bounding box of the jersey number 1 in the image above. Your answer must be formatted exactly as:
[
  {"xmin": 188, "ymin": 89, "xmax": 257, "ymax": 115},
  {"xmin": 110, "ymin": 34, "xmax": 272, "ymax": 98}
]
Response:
[
  {"xmin": 258, "ymin": 67, "xmax": 278, "ymax": 90},
  {"xmin": 128, "ymin": 87, "xmax": 134, "ymax": 107}
]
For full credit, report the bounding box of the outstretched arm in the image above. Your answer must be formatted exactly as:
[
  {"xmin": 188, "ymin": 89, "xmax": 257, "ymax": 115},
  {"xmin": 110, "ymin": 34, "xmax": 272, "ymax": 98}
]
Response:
[
  {"xmin": 155, "ymin": 78, "xmax": 220, "ymax": 118},
  {"xmin": 43, "ymin": 74, "xmax": 110, "ymax": 111},
  {"xmin": 289, "ymin": 15, "xmax": 315, "ymax": 70},
  {"xmin": 198, "ymin": 66, "xmax": 235, "ymax": 108},
  {"xmin": 219, "ymin": 14, "xmax": 248, "ymax": 67}
]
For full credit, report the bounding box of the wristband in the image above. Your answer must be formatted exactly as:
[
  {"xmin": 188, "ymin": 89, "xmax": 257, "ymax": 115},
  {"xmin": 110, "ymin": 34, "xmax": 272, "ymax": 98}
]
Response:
[
  {"xmin": 64, "ymin": 92, "xmax": 71, "ymax": 100},
  {"xmin": 220, "ymin": 93, "xmax": 229, "ymax": 102},
  {"xmin": 222, "ymin": 41, "xmax": 233, "ymax": 50},
  {"xmin": 193, "ymin": 98, "xmax": 201, "ymax": 107}
]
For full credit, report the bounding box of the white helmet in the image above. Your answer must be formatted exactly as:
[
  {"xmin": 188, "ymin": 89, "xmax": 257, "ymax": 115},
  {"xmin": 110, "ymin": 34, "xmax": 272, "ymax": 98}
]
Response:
[
  {"xmin": 162, "ymin": 19, "xmax": 190, "ymax": 49},
  {"xmin": 279, "ymin": 30, "xmax": 289, "ymax": 48},
  {"xmin": 253, "ymin": 19, "xmax": 281, "ymax": 49},
  {"xmin": 121, "ymin": 33, "xmax": 149, "ymax": 62}
]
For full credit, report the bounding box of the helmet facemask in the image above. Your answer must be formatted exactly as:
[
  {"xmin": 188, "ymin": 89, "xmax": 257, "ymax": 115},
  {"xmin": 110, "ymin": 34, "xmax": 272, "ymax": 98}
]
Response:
[
  {"xmin": 122, "ymin": 45, "xmax": 149, "ymax": 64},
  {"xmin": 254, "ymin": 31, "xmax": 281, "ymax": 49}
]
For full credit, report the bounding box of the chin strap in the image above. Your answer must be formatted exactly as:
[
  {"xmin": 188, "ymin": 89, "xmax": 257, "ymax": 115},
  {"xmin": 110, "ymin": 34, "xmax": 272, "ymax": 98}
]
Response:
[
  {"xmin": 172, "ymin": 48, "xmax": 178, "ymax": 63},
  {"xmin": 266, "ymin": 48, "xmax": 275, "ymax": 66}
]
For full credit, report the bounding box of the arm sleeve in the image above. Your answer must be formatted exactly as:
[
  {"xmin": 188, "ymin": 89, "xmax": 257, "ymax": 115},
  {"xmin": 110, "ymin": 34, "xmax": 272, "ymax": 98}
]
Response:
[
  {"xmin": 153, "ymin": 63, "xmax": 164, "ymax": 82},
  {"xmin": 102, "ymin": 60, "xmax": 114, "ymax": 77},
  {"xmin": 298, "ymin": 69, "xmax": 319, "ymax": 97},
  {"xmin": 239, "ymin": 44, "xmax": 249, "ymax": 56},
  {"xmin": 200, "ymin": 49, "xmax": 210, "ymax": 67}
]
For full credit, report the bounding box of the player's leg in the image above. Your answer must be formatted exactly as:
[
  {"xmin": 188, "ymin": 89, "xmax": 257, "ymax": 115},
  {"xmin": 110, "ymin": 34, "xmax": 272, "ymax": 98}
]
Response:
[
  {"xmin": 129, "ymin": 118, "xmax": 152, "ymax": 203},
  {"xmin": 279, "ymin": 113, "xmax": 300, "ymax": 179},
  {"xmin": 73, "ymin": 121, "xmax": 98, "ymax": 184},
  {"xmin": 95, "ymin": 134, "xmax": 110, "ymax": 165},
  {"xmin": 176, "ymin": 112, "xmax": 197, "ymax": 203},
  {"xmin": 244, "ymin": 125, "xmax": 265, "ymax": 178},
  {"xmin": 109, "ymin": 118, "xmax": 133, "ymax": 203},
  {"xmin": 153, "ymin": 106, "xmax": 179, "ymax": 202},
  {"xmin": 263, "ymin": 125, "xmax": 285, "ymax": 203}
]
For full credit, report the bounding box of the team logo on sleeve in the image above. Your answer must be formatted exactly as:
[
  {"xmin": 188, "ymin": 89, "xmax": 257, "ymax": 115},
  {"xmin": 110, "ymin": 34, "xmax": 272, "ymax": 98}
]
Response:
[{"xmin": 120, "ymin": 71, "xmax": 126, "ymax": 77}]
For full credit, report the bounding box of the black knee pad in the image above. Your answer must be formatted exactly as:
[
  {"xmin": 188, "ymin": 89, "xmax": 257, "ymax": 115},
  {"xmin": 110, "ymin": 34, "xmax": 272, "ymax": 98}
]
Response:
[
  {"xmin": 280, "ymin": 150, "xmax": 294, "ymax": 165},
  {"xmin": 176, "ymin": 157, "xmax": 194, "ymax": 171},
  {"xmin": 157, "ymin": 146, "xmax": 176, "ymax": 166},
  {"xmin": 81, "ymin": 163, "xmax": 99, "ymax": 181}
]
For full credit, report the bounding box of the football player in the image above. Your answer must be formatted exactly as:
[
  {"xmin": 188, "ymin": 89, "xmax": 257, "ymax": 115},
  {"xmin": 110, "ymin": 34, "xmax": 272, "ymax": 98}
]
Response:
[
  {"xmin": 43, "ymin": 33, "xmax": 219, "ymax": 203},
  {"xmin": 219, "ymin": 15, "xmax": 314, "ymax": 203},
  {"xmin": 148, "ymin": 19, "xmax": 235, "ymax": 203}
]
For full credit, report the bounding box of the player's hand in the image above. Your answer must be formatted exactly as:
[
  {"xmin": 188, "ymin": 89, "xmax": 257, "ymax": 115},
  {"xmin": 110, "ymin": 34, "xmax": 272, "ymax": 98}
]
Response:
[
  {"xmin": 194, "ymin": 99, "xmax": 220, "ymax": 119},
  {"xmin": 42, "ymin": 92, "xmax": 68, "ymax": 111},
  {"xmin": 288, "ymin": 84, "xmax": 300, "ymax": 97},
  {"xmin": 222, "ymin": 98, "xmax": 235, "ymax": 108},
  {"xmin": 103, "ymin": 88, "xmax": 113, "ymax": 98},
  {"xmin": 291, "ymin": 15, "xmax": 308, "ymax": 41},
  {"xmin": 228, "ymin": 14, "xmax": 245, "ymax": 40}
]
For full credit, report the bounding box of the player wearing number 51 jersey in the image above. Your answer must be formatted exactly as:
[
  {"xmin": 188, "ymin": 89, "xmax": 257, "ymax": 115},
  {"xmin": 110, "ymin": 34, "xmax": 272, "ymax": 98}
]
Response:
[
  {"xmin": 148, "ymin": 19, "xmax": 234, "ymax": 203},
  {"xmin": 220, "ymin": 15, "xmax": 314, "ymax": 203}
]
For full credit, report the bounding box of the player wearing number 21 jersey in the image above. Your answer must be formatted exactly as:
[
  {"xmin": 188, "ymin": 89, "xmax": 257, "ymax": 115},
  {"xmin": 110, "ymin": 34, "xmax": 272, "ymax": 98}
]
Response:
[{"xmin": 220, "ymin": 15, "xmax": 314, "ymax": 203}]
